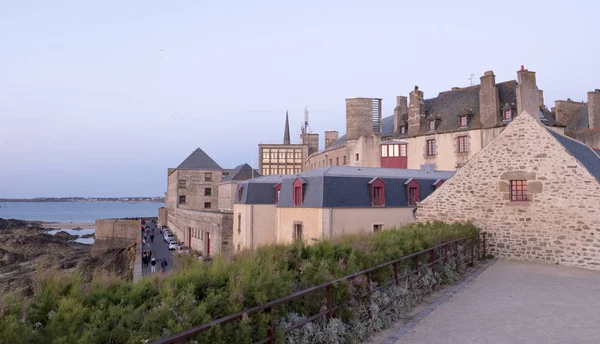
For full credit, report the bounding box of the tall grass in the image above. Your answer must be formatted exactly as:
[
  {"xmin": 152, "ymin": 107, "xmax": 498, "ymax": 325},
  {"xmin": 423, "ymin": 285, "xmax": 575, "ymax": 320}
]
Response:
[{"xmin": 0, "ymin": 222, "xmax": 477, "ymax": 344}]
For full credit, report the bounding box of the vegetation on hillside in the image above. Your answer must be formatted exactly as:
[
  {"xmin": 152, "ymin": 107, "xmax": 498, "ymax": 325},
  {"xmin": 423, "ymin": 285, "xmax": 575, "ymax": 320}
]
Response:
[{"xmin": 0, "ymin": 222, "xmax": 479, "ymax": 344}]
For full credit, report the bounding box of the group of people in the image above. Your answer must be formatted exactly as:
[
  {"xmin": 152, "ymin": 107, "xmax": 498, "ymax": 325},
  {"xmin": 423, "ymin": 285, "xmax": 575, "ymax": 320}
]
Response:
[{"xmin": 140, "ymin": 218, "xmax": 169, "ymax": 274}]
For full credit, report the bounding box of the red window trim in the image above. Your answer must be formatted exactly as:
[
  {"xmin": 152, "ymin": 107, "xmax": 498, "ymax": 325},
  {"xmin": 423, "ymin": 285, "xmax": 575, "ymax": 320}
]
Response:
[
  {"xmin": 510, "ymin": 180, "xmax": 527, "ymax": 202},
  {"xmin": 237, "ymin": 185, "xmax": 243, "ymax": 202},
  {"xmin": 274, "ymin": 183, "xmax": 281, "ymax": 203},
  {"xmin": 459, "ymin": 115, "xmax": 468, "ymax": 128},
  {"xmin": 457, "ymin": 136, "xmax": 467, "ymax": 153},
  {"xmin": 428, "ymin": 120, "xmax": 435, "ymax": 131},
  {"xmin": 369, "ymin": 177, "xmax": 386, "ymax": 207},
  {"xmin": 293, "ymin": 178, "xmax": 305, "ymax": 206},
  {"xmin": 503, "ymin": 110, "xmax": 512, "ymax": 121},
  {"xmin": 405, "ymin": 178, "xmax": 420, "ymax": 206}
]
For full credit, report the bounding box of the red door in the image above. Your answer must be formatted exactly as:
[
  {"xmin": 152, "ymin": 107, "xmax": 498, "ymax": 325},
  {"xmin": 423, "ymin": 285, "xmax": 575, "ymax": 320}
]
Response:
[{"xmin": 205, "ymin": 232, "xmax": 210, "ymax": 256}]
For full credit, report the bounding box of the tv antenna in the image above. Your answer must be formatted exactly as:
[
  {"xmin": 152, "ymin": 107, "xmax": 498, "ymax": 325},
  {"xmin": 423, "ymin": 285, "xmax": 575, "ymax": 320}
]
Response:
[{"xmin": 468, "ymin": 74, "xmax": 475, "ymax": 86}]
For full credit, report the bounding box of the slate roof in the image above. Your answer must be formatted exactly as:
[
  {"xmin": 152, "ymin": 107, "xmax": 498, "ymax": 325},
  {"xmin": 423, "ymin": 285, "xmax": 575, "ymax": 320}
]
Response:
[
  {"xmin": 595, "ymin": 149, "xmax": 600, "ymax": 156},
  {"xmin": 176, "ymin": 148, "xmax": 222, "ymax": 170},
  {"xmin": 547, "ymin": 129, "xmax": 600, "ymax": 183},
  {"xmin": 222, "ymin": 163, "xmax": 260, "ymax": 182},
  {"xmin": 237, "ymin": 166, "xmax": 454, "ymax": 207}
]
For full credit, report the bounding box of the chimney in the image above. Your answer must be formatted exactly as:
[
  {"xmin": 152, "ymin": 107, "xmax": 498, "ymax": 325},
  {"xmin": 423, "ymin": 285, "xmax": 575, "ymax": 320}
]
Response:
[
  {"xmin": 538, "ymin": 90, "xmax": 544, "ymax": 108},
  {"xmin": 479, "ymin": 70, "xmax": 500, "ymax": 127},
  {"xmin": 553, "ymin": 98, "xmax": 585, "ymax": 128},
  {"xmin": 324, "ymin": 131, "xmax": 339, "ymax": 149},
  {"xmin": 589, "ymin": 89, "xmax": 600, "ymax": 129},
  {"xmin": 408, "ymin": 86, "xmax": 425, "ymax": 136},
  {"xmin": 516, "ymin": 66, "xmax": 541, "ymax": 120},
  {"xmin": 393, "ymin": 96, "xmax": 408, "ymax": 135},
  {"xmin": 346, "ymin": 98, "xmax": 381, "ymax": 140},
  {"xmin": 301, "ymin": 133, "xmax": 319, "ymax": 155}
]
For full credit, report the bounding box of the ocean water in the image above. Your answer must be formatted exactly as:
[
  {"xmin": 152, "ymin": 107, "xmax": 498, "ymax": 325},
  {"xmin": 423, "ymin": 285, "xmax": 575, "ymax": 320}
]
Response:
[
  {"xmin": 48, "ymin": 228, "xmax": 96, "ymax": 245},
  {"xmin": 0, "ymin": 201, "xmax": 164, "ymax": 223}
]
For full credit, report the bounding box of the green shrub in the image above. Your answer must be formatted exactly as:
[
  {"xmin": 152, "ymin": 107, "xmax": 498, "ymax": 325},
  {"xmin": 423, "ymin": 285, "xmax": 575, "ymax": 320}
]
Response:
[{"xmin": 0, "ymin": 222, "xmax": 478, "ymax": 343}]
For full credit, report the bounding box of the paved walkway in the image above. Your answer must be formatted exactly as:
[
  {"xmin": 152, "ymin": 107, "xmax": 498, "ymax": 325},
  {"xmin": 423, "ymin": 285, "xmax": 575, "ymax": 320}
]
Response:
[
  {"xmin": 393, "ymin": 260, "xmax": 600, "ymax": 344},
  {"xmin": 141, "ymin": 219, "xmax": 174, "ymax": 276}
]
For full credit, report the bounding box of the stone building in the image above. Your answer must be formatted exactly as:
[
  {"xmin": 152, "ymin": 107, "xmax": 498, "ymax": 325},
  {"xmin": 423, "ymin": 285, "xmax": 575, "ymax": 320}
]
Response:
[
  {"xmin": 258, "ymin": 111, "xmax": 311, "ymax": 176},
  {"xmin": 305, "ymin": 67, "xmax": 566, "ymax": 172},
  {"xmin": 233, "ymin": 166, "xmax": 453, "ymax": 251},
  {"xmin": 552, "ymin": 89, "xmax": 600, "ymax": 151},
  {"xmin": 416, "ymin": 110, "xmax": 600, "ymax": 270},
  {"xmin": 160, "ymin": 148, "xmax": 233, "ymax": 256},
  {"xmin": 218, "ymin": 163, "xmax": 260, "ymax": 212}
]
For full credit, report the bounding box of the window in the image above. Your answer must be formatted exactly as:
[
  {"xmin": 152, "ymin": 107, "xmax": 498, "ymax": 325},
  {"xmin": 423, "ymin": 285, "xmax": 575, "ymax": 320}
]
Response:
[
  {"xmin": 408, "ymin": 187, "xmax": 418, "ymax": 205},
  {"xmin": 510, "ymin": 180, "xmax": 527, "ymax": 201},
  {"xmin": 343, "ymin": 156, "xmax": 347, "ymax": 165},
  {"xmin": 205, "ymin": 173, "xmax": 212, "ymax": 182},
  {"xmin": 294, "ymin": 150, "xmax": 302, "ymax": 159},
  {"xmin": 426, "ymin": 139, "xmax": 436, "ymax": 156},
  {"xmin": 271, "ymin": 152, "xmax": 277, "ymax": 159},
  {"xmin": 393, "ymin": 145, "xmax": 399, "ymax": 157},
  {"xmin": 287, "ymin": 151, "xmax": 293, "ymax": 159},
  {"xmin": 457, "ymin": 136, "xmax": 468, "ymax": 153},
  {"xmin": 293, "ymin": 223, "xmax": 303, "ymax": 241},
  {"xmin": 369, "ymin": 177, "xmax": 385, "ymax": 207},
  {"xmin": 381, "ymin": 145, "xmax": 387, "ymax": 157},
  {"xmin": 459, "ymin": 115, "xmax": 468, "ymax": 128},
  {"xmin": 279, "ymin": 151, "xmax": 285, "ymax": 159},
  {"xmin": 293, "ymin": 178, "xmax": 305, "ymax": 206},
  {"xmin": 503, "ymin": 110, "xmax": 512, "ymax": 121},
  {"xmin": 178, "ymin": 179, "xmax": 186, "ymax": 188},
  {"xmin": 237, "ymin": 185, "xmax": 243, "ymax": 202},
  {"xmin": 372, "ymin": 186, "xmax": 384, "ymax": 206},
  {"xmin": 355, "ymin": 153, "xmax": 360, "ymax": 161},
  {"xmin": 336, "ymin": 157, "xmax": 339, "ymax": 165},
  {"xmin": 262, "ymin": 150, "xmax": 269, "ymax": 159},
  {"xmin": 204, "ymin": 202, "xmax": 211, "ymax": 209},
  {"xmin": 400, "ymin": 126, "xmax": 406, "ymax": 134},
  {"xmin": 204, "ymin": 188, "xmax": 212, "ymax": 196},
  {"xmin": 237, "ymin": 214, "xmax": 241, "ymax": 234},
  {"xmin": 373, "ymin": 224, "xmax": 383, "ymax": 232},
  {"xmin": 428, "ymin": 120, "xmax": 435, "ymax": 131},
  {"xmin": 400, "ymin": 144, "xmax": 407, "ymax": 157},
  {"xmin": 274, "ymin": 183, "xmax": 281, "ymax": 203},
  {"xmin": 178, "ymin": 195, "xmax": 186, "ymax": 204},
  {"xmin": 262, "ymin": 168, "xmax": 269, "ymax": 176}
]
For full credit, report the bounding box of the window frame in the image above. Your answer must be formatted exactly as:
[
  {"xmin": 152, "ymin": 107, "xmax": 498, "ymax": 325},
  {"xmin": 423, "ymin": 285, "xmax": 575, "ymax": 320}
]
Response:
[
  {"xmin": 293, "ymin": 178, "xmax": 305, "ymax": 206},
  {"xmin": 373, "ymin": 224, "xmax": 383, "ymax": 233},
  {"xmin": 428, "ymin": 120, "xmax": 435, "ymax": 131},
  {"xmin": 178, "ymin": 195, "xmax": 186, "ymax": 204},
  {"xmin": 406, "ymin": 178, "xmax": 420, "ymax": 206},
  {"xmin": 426, "ymin": 139, "xmax": 436, "ymax": 156},
  {"xmin": 503, "ymin": 110, "xmax": 512, "ymax": 121},
  {"xmin": 204, "ymin": 202, "xmax": 211, "ymax": 209},
  {"xmin": 457, "ymin": 136, "xmax": 468, "ymax": 153},
  {"xmin": 400, "ymin": 144, "xmax": 407, "ymax": 157},
  {"xmin": 204, "ymin": 187, "xmax": 212, "ymax": 196},
  {"xmin": 343, "ymin": 156, "xmax": 347, "ymax": 165},
  {"xmin": 459, "ymin": 115, "xmax": 468, "ymax": 128},
  {"xmin": 400, "ymin": 126, "xmax": 406, "ymax": 134},
  {"xmin": 369, "ymin": 177, "xmax": 386, "ymax": 207},
  {"xmin": 205, "ymin": 172, "xmax": 212, "ymax": 182},
  {"xmin": 510, "ymin": 180, "xmax": 528, "ymax": 202},
  {"xmin": 355, "ymin": 153, "xmax": 360, "ymax": 162}
]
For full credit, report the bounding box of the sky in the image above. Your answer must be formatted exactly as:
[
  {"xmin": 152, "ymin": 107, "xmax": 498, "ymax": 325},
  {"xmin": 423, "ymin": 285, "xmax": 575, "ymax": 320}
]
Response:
[{"xmin": 1, "ymin": 0, "xmax": 598, "ymax": 198}]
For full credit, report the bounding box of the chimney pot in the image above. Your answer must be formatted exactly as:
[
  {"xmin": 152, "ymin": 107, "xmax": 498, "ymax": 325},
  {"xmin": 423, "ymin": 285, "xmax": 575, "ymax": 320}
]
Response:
[{"xmin": 521, "ymin": 65, "xmax": 525, "ymax": 71}]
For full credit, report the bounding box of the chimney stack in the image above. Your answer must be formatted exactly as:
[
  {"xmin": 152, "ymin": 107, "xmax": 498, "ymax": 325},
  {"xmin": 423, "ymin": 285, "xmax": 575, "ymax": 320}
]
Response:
[
  {"xmin": 408, "ymin": 86, "xmax": 424, "ymax": 136},
  {"xmin": 324, "ymin": 131, "xmax": 339, "ymax": 149},
  {"xmin": 479, "ymin": 70, "xmax": 500, "ymax": 127},
  {"xmin": 589, "ymin": 89, "xmax": 600, "ymax": 129},
  {"xmin": 516, "ymin": 66, "xmax": 541, "ymax": 120},
  {"xmin": 394, "ymin": 96, "xmax": 408, "ymax": 135},
  {"xmin": 553, "ymin": 99, "xmax": 585, "ymax": 128}
]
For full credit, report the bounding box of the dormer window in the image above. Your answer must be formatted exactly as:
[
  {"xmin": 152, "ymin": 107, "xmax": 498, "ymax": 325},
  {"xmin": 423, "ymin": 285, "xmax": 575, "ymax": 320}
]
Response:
[
  {"xmin": 368, "ymin": 177, "xmax": 386, "ymax": 207},
  {"xmin": 503, "ymin": 110, "xmax": 512, "ymax": 121},
  {"xmin": 459, "ymin": 115, "xmax": 468, "ymax": 128},
  {"xmin": 293, "ymin": 178, "xmax": 306, "ymax": 206},
  {"xmin": 428, "ymin": 120, "xmax": 436, "ymax": 131},
  {"xmin": 405, "ymin": 178, "xmax": 420, "ymax": 206},
  {"xmin": 400, "ymin": 126, "xmax": 406, "ymax": 135},
  {"xmin": 274, "ymin": 183, "xmax": 281, "ymax": 203}
]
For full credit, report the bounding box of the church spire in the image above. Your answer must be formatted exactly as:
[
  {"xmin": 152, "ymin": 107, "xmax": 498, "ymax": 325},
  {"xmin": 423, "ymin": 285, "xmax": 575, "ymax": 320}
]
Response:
[{"xmin": 283, "ymin": 110, "xmax": 291, "ymax": 144}]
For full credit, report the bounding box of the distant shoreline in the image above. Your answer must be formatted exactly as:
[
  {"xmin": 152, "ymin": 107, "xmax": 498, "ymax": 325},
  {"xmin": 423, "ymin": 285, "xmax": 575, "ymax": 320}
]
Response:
[
  {"xmin": 0, "ymin": 200, "xmax": 164, "ymax": 203},
  {"xmin": 41, "ymin": 222, "xmax": 96, "ymax": 229}
]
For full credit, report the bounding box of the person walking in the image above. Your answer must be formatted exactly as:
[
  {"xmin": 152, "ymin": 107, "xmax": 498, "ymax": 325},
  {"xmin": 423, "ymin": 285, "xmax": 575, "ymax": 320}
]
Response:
[
  {"xmin": 160, "ymin": 259, "xmax": 168, "ymax": 273},
  {"xmin": 150, "ymin": 234, "xmax": 154, "ymax": 243},
  {"xmin": 150, "ymin": 258, "xmax": 157, "ymax": 273}
]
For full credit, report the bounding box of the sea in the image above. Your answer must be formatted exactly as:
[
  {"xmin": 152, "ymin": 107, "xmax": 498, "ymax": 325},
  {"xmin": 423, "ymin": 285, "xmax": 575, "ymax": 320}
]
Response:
[{"xmin": 0, "ymin": 201, "xmax": 164, "ymax": 223}]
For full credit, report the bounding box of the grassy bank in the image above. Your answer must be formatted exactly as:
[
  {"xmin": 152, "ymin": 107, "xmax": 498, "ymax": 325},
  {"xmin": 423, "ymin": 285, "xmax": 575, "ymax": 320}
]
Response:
[{"xmin": 0, "ymin": 222, "xmax": 478, "ymax": 344}]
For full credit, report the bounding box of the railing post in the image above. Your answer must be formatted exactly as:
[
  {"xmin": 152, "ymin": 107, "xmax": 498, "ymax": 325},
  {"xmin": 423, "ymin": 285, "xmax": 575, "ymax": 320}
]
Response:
[
  {"xmin": 326, "ymin": 285, "xmax": 333, "ymax": 319},
  {"xmin": 414, "ymin": 254, "xmax": 419, "ymax": 276},
  {"xmin": 483, "ymin": 232, "xmax": 487, "ymax": 259},
  {"xmin": 393, "ymin": 262, "xmax": 399, "ymax": 285},
  {"xmin": 266, "ymin": 307, "xmax": 274, "ymax": 344}
]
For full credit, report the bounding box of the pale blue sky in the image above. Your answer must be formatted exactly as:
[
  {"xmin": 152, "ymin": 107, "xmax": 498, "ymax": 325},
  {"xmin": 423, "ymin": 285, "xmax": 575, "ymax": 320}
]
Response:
[{"xmin": 1, "ymin": 0, "xmax": 598, "ymax": 198}]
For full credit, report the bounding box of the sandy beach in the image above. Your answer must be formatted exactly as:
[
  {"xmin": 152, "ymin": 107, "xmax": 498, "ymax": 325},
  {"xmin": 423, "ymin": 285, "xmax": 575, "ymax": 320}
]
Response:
[{"xmin": 42, "ymin": 222, "xmax": 95, "ymax": 229}]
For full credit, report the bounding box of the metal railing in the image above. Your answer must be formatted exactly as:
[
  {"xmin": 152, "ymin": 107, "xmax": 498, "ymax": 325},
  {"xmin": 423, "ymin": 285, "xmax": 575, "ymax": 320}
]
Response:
[{"xmin": 153, "ymin": 232, "xmax": 486, "ymax": 344}]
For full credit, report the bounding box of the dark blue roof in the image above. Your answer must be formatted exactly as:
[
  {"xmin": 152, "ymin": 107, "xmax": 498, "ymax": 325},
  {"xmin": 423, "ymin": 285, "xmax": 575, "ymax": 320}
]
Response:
[
  {"xmin": 547, "ymin": 129, "xmax": 600, "ymax": 183},
  {"xmin": 222, "ymin": 163, "xmax": 260, "ymax": 182},
  {"xmin": 177, "ymin": 148, "xmax": 222, "ymax": 170},
  {"xmin": 238, "ymin": 166, "xmax": 453, "ymax": 207}
]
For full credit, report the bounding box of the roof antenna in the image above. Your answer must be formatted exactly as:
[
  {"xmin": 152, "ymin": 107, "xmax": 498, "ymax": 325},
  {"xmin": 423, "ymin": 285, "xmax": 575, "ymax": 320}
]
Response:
[{"xmin": 468, "ymin": 74, "xmax": 475, "ymax": 86}]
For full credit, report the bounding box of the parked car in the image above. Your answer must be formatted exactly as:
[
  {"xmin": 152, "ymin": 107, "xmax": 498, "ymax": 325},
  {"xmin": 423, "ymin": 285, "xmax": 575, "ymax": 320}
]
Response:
[
  {"xmin": 164, "ymin": 233, "xmax": 175, "ymax": 243},
  {"xmin": 168, "ymin": 240, "xmax": 178, "ymax": 250},
  {"xmin": 163, "ymin": 230, "xmax": 172, "ymax": 239}
]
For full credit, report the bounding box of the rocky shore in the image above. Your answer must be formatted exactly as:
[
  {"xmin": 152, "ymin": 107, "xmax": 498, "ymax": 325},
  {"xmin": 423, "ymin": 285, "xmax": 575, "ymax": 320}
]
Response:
[{"xmin": 0, "ymin": 218, "xmax": 135, "ymax": 296}]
